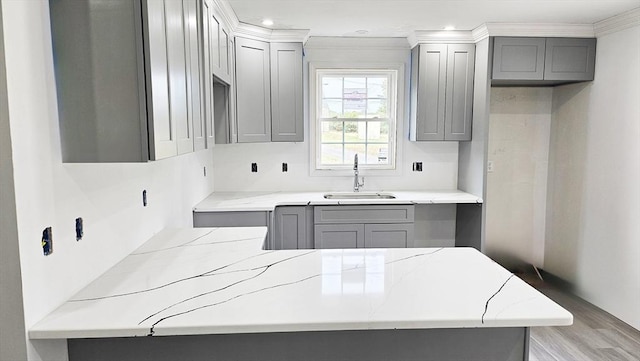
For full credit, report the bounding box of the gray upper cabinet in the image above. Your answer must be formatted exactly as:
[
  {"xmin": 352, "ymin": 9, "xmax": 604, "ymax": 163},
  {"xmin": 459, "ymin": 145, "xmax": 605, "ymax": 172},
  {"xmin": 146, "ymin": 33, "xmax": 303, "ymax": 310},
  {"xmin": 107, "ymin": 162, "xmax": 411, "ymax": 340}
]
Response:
[
  {"xmin": 49, "ymin": 0, "xmax": 207, "ymax": 162},
  {"xmin": 410, "ymin": 45, "xmax": 447, "ymax": 141},
  {"xmin": 235, "ymin": 37, "xmax": 272, "ymax": 143},
  {"xmin": 270, "ymin": 43, "xmax": 304, "ymax": 142},
  {"xmin": 410, "ymin": 44, "xmax": 475, "ymax": 142},
  {"xmin": 492, "ymin": 37, "xmax": 596, "ymax": 85},
  {"xmin": 445, "ymin": 44, "xmax": 475, "ymax": 141},
  {"xmin": 544, "ymin": 38, "xmax": 596, "ymax": 81},
  {"xmin": 234, "ymin": 37, "xmax": 303, "ymax": 143},
  {"xmin": 492, "ymin": 37, "xmax": 546, "ymax": 80}
]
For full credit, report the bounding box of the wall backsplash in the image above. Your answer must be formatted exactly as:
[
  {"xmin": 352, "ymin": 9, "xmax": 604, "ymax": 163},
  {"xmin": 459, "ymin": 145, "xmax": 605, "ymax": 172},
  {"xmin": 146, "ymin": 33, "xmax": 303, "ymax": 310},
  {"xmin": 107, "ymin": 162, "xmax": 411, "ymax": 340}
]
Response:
[{"xmin": 212, "ymin": 140, "xmax": 459, "ymax": 192}]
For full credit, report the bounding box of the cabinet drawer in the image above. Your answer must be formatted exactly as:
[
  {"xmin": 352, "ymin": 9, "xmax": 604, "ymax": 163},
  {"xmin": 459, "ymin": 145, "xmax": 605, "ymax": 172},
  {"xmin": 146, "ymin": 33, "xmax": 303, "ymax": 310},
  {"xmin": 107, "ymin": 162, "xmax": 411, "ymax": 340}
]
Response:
[
  {"xmin": 314, "ymin": 205, "xmax": 414, "ymax": 224},
  {"xmin": 193, "ymin": 211, "xmax": 269, "ymax": 227}
]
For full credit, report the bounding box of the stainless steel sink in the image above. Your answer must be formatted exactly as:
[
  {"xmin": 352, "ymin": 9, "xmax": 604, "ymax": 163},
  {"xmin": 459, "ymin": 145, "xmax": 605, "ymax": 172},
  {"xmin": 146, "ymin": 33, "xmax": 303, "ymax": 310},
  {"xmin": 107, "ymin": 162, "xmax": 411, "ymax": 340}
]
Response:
[{"xmin": 323, "ymin": 192, "xmax": 396, "ymax": 200}]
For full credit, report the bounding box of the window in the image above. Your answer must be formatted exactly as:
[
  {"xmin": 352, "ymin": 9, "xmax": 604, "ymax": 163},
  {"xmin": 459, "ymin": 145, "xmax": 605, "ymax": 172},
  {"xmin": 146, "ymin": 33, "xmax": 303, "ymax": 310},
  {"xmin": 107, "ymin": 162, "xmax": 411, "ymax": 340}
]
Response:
[{"xmin": 314, "ymin": 69, "xmax": 397, "ymax": 170}]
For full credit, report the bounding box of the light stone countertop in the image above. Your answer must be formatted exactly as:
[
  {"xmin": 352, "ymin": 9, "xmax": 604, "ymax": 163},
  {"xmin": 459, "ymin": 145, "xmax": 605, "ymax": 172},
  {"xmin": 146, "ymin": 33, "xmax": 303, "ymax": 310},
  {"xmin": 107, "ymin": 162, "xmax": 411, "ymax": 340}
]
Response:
[
  {"xmin": 30, "ymin": 227, "xmax": 572, "ymax": 339},
  {"xmin": 193, "ymin": 190, "xmax": 483, "ymax": 212}
]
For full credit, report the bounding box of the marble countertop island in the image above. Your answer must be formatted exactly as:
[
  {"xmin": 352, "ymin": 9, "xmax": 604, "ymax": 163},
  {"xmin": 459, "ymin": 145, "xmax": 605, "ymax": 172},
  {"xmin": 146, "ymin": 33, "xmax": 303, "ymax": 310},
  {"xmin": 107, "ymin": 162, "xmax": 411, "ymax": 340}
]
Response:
[
  {"xmin": 30, "ymin": 227, "xmax": 572, "ymax": 340},
  {"xmin": 193, "ymin": 190, "xmax": 483, "ymax": 212}
]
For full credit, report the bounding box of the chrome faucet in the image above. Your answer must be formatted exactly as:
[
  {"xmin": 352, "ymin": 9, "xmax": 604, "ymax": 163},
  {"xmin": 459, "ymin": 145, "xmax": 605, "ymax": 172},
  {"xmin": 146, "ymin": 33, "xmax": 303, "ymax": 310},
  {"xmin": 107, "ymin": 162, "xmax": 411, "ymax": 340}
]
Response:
[{"xmin": 353, "ymin": 154, "xmax": 364, "ymax": 192}]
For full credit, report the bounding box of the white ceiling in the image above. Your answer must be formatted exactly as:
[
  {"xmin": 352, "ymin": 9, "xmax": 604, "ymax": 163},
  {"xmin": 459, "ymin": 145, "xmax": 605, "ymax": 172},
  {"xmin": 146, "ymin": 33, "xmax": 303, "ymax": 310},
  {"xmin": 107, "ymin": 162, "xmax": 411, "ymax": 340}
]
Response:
[{"xmin": 225, "ymin": 0, "xmax": 640, "ymax": 37}]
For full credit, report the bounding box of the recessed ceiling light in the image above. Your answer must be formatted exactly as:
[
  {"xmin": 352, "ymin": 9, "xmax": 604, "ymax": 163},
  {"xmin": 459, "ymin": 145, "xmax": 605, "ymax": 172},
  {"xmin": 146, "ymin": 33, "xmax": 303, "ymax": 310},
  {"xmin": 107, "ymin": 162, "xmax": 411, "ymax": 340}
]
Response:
[
  {"xmin": 262, "ymin": 19, "xmax": 274, "ymax": 26},
  {"xmin": 443, "ymin": 26, "xmax": 456, "ymax": 31}
]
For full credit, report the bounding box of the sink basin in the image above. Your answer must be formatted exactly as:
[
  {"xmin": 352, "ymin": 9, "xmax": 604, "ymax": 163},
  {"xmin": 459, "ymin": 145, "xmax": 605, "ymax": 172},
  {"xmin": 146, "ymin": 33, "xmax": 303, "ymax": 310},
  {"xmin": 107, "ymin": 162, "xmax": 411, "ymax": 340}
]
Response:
[{"xmin": 323, "ymin": 192, "xmax": 396, "ymax": 200}]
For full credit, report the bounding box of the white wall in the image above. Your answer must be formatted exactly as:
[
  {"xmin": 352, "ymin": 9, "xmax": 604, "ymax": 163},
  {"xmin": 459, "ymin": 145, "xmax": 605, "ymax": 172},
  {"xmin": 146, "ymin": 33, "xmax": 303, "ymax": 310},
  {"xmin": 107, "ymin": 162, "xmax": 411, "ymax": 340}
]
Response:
[
  {"xmin": 1, "ymin": 1, "xmax": 215, "ymax": 359},
  {"xmin": 213, "ymin": 37, "xmax": 459, "ymax": 192},
  {"xmin": 545, "ymin": 24, "xmax": 640, "ymax": 330},
  {"xmin": 486, "ymin": 87, "xmax": 552, "ymax": 268}
]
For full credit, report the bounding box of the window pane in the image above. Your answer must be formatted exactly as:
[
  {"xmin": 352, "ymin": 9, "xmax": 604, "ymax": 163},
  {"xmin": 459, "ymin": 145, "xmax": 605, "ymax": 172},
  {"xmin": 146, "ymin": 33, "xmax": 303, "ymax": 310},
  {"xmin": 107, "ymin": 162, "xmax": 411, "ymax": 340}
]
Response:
[
  {"xmin": 345, "ymin": 144, "xmax": 366, "ymax": 164},
  {"xmin": 322, "ymin": 77, "xmax": 342, "ymax": 98},
  {"xmin": 316, "ymin": 70, "xmax": 395, "ymax": 170},
  {"xmin": 367, "ymin": 77, "xmax": 388, "ymax": 98},
  {"xmin": 343, "ymin": 77, "xmax": 366, "ymax": 118},
  {"xmin": 322, "ymin": 99, "xmax": 342, "ymax": 118},
  {"xmin": 321, "ymin": 121, "xmax": 343, "ymax": 142},
  {"xmin": 344, "ymin": 77, "xmax": 366, "ymax": 89},
  {"xmin": 366, "ymin": 144, "xmax": 389, "ymax": 165},
  {"xmin": 366, "ymin": 121, "xmax": 389, "ymax": 143},
  {"xmin": 321, "ymin": 144, "xmax": 343, "ymax": 165},
  {"xmin": 366, "ymin": 99, "xmax": 388, "ymax": 118},
  {"xmin": 344, "ymin": 121, "xmax": 365, "ymax": 142}
]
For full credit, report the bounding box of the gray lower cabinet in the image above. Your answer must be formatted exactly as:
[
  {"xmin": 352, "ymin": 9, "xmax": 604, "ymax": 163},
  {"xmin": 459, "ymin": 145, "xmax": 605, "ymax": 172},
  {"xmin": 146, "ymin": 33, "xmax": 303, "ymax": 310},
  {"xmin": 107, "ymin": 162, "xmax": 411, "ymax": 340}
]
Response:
[
  {"xmin": 314, "ymin": 224, "xmax": 365, "ymax": 249},
  {"xmin": 234, "ymin": 37, "xmax": 303, "ymax": 143},
  {"xmin": 492, "ymin": 37, "xmax": 596, "ymax": 85},
  {"xmin": 364, "ymin": 224, "xmax": 414, "ymax": 248},
  {"xmin": 409, "ymin": 44, "xmax": 475, "ymax": 141},
  {"xmin": 314, "ymin": 205, "xmax": 415, "ymax": 249},
  {"xmin": 273, "ymin": 206, "xmax": 313, "ymax": 250}
]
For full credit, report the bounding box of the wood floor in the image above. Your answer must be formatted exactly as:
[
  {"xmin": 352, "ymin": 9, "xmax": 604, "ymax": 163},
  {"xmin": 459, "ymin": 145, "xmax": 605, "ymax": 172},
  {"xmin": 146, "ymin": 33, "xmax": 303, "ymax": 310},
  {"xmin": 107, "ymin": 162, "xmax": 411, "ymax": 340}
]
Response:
[{"xmin": 518, "ymin": 273, "xmax": 640, "ymax": 361}]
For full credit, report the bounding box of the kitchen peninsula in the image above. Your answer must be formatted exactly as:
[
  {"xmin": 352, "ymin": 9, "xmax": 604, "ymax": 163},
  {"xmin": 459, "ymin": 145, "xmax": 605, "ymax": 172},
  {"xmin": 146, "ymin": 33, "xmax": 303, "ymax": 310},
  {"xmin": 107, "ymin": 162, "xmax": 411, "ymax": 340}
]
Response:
[{"xmin": 30, "ymin": 227, "xmax": 572, "ymax": 361}]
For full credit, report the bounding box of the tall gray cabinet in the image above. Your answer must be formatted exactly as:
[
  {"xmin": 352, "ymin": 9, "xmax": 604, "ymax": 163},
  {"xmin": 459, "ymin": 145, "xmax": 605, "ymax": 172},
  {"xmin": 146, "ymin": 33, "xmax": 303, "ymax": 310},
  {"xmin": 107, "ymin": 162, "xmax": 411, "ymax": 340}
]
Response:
[
  {"xmin": 234, "ymin": 38, "xmax": 303, "ymax": 143},
  {"xmin": 409, "ymin": 44, "xmax": 475, "ymax": 141},
  {"xmin": 49, "ymin": 0, "xmax": 206, "ymax": 162}
]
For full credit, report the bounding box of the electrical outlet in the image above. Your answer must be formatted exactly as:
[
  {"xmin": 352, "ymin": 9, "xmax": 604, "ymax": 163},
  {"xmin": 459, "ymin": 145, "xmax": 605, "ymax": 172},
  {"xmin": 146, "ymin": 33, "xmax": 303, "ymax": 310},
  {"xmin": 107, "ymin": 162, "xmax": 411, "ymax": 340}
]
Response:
[
  {"xmin": 42, "ymin": 227, "xmax": 53, "ymax": 256},
  {"xmin": 413, "ymin": 162, "xmax": 423, "ymax": 172},
  {"xmin": 282, "ymin": 163, "xmax": 288, "ymax": 172},
  {"xmin": 143, "ymin": 190, "xmax": 148, "ymax": 207},
  {"xmin": 251, "ymin": 163, "xmax": 258, "ymax": 172},
  {"xmin": 75, "ymin": 217, "xmax": 83, "ymax": 241}
]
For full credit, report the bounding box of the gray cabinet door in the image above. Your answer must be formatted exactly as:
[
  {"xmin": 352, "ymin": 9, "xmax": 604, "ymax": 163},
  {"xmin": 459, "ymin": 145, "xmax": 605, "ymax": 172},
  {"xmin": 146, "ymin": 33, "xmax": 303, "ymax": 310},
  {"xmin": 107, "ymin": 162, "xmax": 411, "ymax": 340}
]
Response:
[
  {"xmin": 492, "ymin": 37, "xmax": 546, "ymax": 80},
  {"xmin": 201, "ymin": 0, "xmax": 215, "ymax": 148},
  {"xmin": 235, "ymin": 37, "xmax": 272, "ymax": 143},
  {"xmin": 314, "ymin": 224, "xmax": 365, "ymax": 249},
  {"xmin": 364, "ymin": 224, "xmax": 415, "ymax": 248},
  {"xmin": 270, "ymin": 43, "xmax": 303, "ymax": 142},
  {"xmin": 444, "ymin": 44, "xmax": 474, "ymax": 141},
  {"xmin": 544, "ymin": 38, "xmax": 596, "ymax": 81},
  {"xmin": 274, "ymin": 207, "xmax": 306, "ymax": 250},
  {"xmin": 184, "ymin": 0, "xmax": 205, "ymax": 151},
  {"xmin": 145, "ymin": 0, "xmax": 177, "ymax": 160},
  {"xmin": 411, "ymin": 44, "xmax": 447, "ymax": 141},
  {"xmin": 165, "ymin": 0, "xmax": 193, "ymax": 154}
]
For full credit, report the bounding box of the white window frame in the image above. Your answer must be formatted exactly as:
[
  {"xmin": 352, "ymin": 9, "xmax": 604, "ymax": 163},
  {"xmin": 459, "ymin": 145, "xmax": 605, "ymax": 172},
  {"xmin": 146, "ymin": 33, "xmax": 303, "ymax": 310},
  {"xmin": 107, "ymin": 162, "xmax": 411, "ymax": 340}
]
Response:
[{"xmin": 310, "ymin": 63, "xmax": 403, "ymax": 176}]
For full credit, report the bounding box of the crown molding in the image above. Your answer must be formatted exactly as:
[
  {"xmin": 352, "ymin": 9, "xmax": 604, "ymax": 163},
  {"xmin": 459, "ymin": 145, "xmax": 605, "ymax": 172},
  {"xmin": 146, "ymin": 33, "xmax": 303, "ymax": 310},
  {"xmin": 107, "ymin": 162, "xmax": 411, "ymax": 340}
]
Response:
[
  {"xmin": 305, "ymin": 37, "xmax": 410, "ymax": 50},
  {"xmin": 471, "ymin": 25, "xmax": 490, "ymax": 42},
  {"xmin": 212, "ymin": 0, "xmax": 239, "ymax": 30},
  {"xmin": 480, "ymin": 23, "xmax": 595, "ymax": 38},
  {"xmin": 594, "ymin": 7, "xmax": 640, "ymax": 37},
  {"xmin": 213, "ymin": 0, "xmax": 309, "ymax": 43},
  {"xmin": 408, "ymin": 30, "xmax": 476, "ymax": 47}
]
